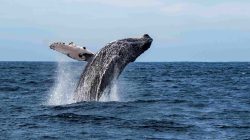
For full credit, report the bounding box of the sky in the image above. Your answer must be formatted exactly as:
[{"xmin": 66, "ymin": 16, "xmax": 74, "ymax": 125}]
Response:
[{"xmin": 0, "ymin": 0, "xmax": 250, "ymax": 62}]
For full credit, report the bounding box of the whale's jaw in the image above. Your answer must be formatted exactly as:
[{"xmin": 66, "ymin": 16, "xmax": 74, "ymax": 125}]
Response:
[{"xmin": 74, "ymin": 34, "xmax": 153, "ymax": 102}]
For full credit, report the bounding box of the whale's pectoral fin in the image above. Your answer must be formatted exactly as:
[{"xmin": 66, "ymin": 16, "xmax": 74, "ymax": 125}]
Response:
[
  {"xmin": 49, "ymin": 42, "xmax": 70, "ymax": 55},
  {"xmin": 79, "ymin": 52, "xmax": 94, "ymax": 58},
  {"xmin": 49, "ymin": 41, "xmax": 95, "ymax": 61},
  {"xmin": 78, "ymin": 52, "xmax": 94, "ymax": 61},
  {"xmin": 67, "ymin": 53, "xmax": 74, "ymax": 59}
]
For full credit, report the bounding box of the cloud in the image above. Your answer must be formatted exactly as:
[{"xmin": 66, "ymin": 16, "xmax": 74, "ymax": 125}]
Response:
[{"xmin": 161, "ymin": 2, "xmax": 250, "ymax": 18}]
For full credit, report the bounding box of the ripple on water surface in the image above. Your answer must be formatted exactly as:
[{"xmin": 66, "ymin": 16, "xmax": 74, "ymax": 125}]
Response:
[{"xmin": 0, "ymin": 62, "xmax": 250, "ymax": 139}]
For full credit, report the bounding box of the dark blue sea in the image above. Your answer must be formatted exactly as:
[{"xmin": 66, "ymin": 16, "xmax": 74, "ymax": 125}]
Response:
[{"xmin": 0, "ymin": 62, "xmax": 250, "ymax": 139}]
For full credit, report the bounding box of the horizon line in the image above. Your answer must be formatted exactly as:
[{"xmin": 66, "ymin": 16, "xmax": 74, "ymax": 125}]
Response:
[{"xmin": 0, "ymin": 60, "xmax": 250, "ymax": 63}]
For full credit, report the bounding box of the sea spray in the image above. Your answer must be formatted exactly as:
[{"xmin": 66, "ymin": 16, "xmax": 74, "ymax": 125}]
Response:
[
  {"xmin": 46, "ymin": 58, "xmax": 82, "ymax": 105},
  {"xmin": 46, "ymin": 57, "xmax": 121, "ymax": 105},
  {"xmin": 99, "ymin": 82, "xmax": 120, "ymax": 102},
  {"xmin": 99, "ymin": 64, "xmax": 121, "ymax": 102}
]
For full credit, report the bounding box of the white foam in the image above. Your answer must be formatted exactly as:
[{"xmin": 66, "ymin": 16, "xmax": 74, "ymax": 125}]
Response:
[
  {"xmin": 99, "ymin": 82, "xmax": 120, "ymax": 102},
  {"xmin": 99, "ymin": 64, "xmax": 121, "ymax": 102},
  {"xmin": 46, "ymin": 57, "xmax": 79, "ymax": 106}
]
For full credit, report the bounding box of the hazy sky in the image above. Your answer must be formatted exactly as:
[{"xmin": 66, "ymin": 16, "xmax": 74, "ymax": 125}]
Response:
[{"xmin": 1, "ymin": 0, "xmax": 250, "ymax": 61}]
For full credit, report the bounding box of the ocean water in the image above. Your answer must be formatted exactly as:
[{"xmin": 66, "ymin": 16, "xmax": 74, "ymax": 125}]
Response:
[{"xmin": 0, "ymin": 62, "xmax": 249, "ymax": 139}]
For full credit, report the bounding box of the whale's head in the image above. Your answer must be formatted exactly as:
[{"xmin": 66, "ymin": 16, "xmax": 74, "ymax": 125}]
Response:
[
  {"xmin": 136, "ymin": 34, "xmax": 153, "ymax": 52},
  {"xmin": 115, "ymin": 34, "xmax": 153, "ymax": 63}
]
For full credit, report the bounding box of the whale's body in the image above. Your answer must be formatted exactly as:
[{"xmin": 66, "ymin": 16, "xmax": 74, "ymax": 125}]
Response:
[{"xmin": 74, "ymin": 34, "xmax": 153, "ymax": 101}]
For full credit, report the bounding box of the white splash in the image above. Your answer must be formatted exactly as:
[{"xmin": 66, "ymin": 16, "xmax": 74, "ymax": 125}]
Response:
[
  {"xmin": 46, "ymin": 55, "xmax": 122, "ymax": 105},
  {"xmin": 99, "ymin": 82, "xmax": 120, "ymax": 102},
  {"xmin": 46, "ymin": 57, "xmax": 80, "ymax": 106},
  {"xmin": 99, "ymin": 64, "xmax": 121, "ymax": 102}
]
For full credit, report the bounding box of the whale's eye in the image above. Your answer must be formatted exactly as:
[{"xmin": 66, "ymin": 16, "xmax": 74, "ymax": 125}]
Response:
[{"xmin": 83, "ymin": 47, "xmax": 86, "ymax": 49}]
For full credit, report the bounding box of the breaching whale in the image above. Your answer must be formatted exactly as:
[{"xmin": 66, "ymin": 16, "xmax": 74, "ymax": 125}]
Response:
[
  {"xmin": 50, "ymin": 34, "xmax": 153, "ymax": 102},
  {"xmin": 74, "ymin": 34, "xmax": 153, "ymax": 101}
]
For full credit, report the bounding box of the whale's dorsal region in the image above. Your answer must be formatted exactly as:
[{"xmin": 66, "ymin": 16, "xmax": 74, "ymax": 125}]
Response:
[
  {"xmin": 74, "ymin": 34, "xmax": 153, "ymax": 102},
  {"xmin": 49, "ymin": 42, "xmax": 94, "ymax": 61}
]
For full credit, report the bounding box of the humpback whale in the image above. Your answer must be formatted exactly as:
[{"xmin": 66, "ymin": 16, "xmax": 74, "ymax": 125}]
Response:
[
  {"xmin": 50, "ymin": 34, "xmax": 153, "ymax": 102},
  {"xmin": 74, "ymin": 34, "xmax": 153, "ymax": 101}
]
